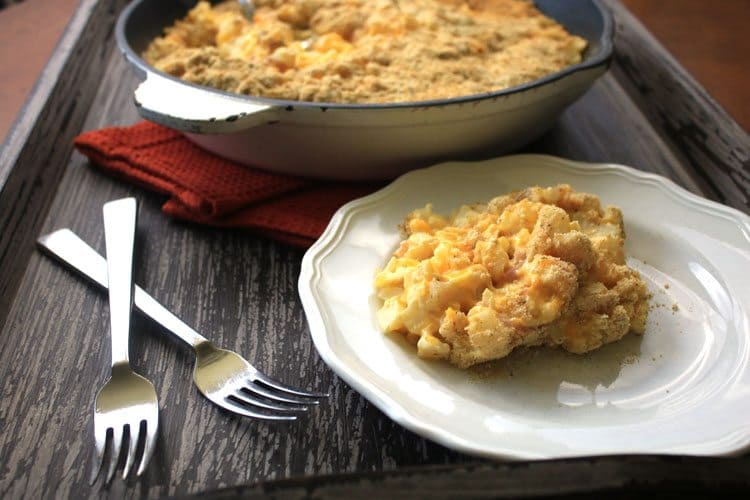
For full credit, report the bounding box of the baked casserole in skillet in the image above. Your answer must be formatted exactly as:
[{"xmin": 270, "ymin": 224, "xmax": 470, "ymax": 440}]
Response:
[{"xmin": 116, "ymin": 0, "xmax": 613, "ymax": 179}]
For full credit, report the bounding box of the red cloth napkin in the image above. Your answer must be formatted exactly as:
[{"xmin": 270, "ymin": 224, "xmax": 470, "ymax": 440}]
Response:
[{"xmin": 74, "ymin": 121, "xmax": 379, "ymax": 247}]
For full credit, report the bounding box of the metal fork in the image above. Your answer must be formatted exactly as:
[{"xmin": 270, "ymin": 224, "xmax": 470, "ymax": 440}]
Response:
[
  {"xmin": 92, "ymin": 198, "xmax": 159, "ymax": 483},
  {"xmin": 37, "ymin": 228, "xmax": 327, "ymax": 423}
]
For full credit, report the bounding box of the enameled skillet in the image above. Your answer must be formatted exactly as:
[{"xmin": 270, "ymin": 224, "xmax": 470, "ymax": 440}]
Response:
[{"xmin": 116, "ymin": 0, "xmax": 613, "ymax": 179}]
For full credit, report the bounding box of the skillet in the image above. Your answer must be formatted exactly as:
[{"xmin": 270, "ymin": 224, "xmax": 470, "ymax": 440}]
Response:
[{"xmin": 116, "ymin": 0, "xmax": 613, "ymax": 179}]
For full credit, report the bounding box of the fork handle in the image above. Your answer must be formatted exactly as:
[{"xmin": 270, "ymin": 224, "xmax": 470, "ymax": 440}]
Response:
[
  {"xmin": 37, "ymin": 229, "xmax": 209, "ymax": 349},
  {"xmin": 103, "ymin": 199, "xmax": 138, "ymax": 367}
]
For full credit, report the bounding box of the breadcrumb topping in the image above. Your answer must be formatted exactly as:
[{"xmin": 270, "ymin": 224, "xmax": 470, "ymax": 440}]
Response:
[
  {"xmin": 374, "ymin": 185, "xmax": 650, "ymax": 368},
  {"xmin": 144, "ymin": 0, "xmax": 586, "ymax": 103}
]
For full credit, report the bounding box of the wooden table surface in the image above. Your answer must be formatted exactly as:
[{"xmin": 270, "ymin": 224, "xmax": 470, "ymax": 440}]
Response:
[{"xmin": 0, "ymin": 0, "xmax": 748, "ymax": 498}]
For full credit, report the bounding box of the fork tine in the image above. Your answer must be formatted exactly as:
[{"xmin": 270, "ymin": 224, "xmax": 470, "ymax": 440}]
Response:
[
  {"xmin": 137, "ymin": 420, "xmax": 157, "ymax": 477},
  {"xmin": 245, "ymin": 381, "xmax": 320, "ymax": 405},
  {"xmin": 233, "ymin": 389, "xmax": 308, "ymax": 413},
  {"xmin": 252, "ymin": 371, "xmax": 330, "ymax": 398},
  {"xmin": 90, "ymin": 424, "xmax": 109, "ymax": 485},
  {"xmin": 105, "ymin": 426, "xmax": 123, "ymax": 483},
  {"xmin": 122, "ymin": 424, "xmax": 138, "ymax": 480},
  {"xmin": 221, "ymin": 397, "xmax": 299, "ymax": 421}
]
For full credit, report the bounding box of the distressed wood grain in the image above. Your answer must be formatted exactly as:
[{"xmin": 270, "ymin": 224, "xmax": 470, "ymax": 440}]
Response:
[
  {"xmin": 0, "ymin": 0, "xmax": 748, "ymax": 498},
  {"xmin": 604, "ymin": 0, "xmax": 750, "ymax": 211},
  {"xmin": 197, "ymin": 456, "xmax": 750, "ymax": 499},
  {"xmin": 0, "ymin": 0, "xmax": 131, "ymax": 331}
]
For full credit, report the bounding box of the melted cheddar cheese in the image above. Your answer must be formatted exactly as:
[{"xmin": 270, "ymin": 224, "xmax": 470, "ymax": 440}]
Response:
[{"xmin": 374, "ymin": 185, "xmax": 649, "ymax": 368}]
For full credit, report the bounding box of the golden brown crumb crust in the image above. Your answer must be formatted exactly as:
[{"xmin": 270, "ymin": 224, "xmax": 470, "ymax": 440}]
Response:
[{"xmin": 144, "ymin": 0, "xmax": 586, "ymax": 103}]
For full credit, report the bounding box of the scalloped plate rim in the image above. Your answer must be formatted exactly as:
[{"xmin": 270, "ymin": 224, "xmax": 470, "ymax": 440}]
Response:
[{"xmin": 298, "ymin": 154, "xmax": 750, "ymax": 460}]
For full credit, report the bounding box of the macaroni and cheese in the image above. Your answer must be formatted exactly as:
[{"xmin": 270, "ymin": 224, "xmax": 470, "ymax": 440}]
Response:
[
  {"xmin": 144, "ymin": 0, "xmax": 587, "ymax": 103},
  {"xmin": 374, "ymin": 185, "xmax": 649, "ymax": 368}
]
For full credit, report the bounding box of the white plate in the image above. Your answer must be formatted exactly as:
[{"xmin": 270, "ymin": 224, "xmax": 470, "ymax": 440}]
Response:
[{"xmin": 298, "ymin": 154, "xmax": 750, "ymax": 459}]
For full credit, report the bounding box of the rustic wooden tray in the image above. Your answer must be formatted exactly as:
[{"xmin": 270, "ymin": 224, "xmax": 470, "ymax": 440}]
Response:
[{"xmin": 0, "ymin": 0, "xmax": 748, "ymax": 497}]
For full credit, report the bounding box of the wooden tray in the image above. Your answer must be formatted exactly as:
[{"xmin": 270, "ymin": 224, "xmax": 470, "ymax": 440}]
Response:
[{"xmin": 0, "ymin": 0, "xmax": 748, "ymax": 497}]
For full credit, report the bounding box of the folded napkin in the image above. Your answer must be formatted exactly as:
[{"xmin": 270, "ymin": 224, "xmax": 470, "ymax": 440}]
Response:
[{"xmin": 74, "ymin": 122, "xmax": 379, "ymax": 247}]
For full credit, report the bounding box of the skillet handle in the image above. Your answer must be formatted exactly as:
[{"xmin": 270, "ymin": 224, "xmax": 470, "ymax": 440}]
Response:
[{"xmin": 133, "ymin": 71, "xmax": 279, "ymax": 134}]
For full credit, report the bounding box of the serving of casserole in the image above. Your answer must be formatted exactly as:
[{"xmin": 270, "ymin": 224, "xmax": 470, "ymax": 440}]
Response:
[{"xmin": 374, "ymin": 184, "xmax": 649, "ymax": 368}]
